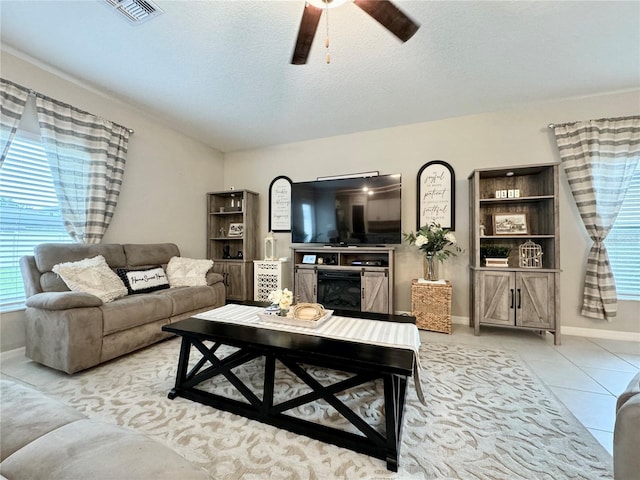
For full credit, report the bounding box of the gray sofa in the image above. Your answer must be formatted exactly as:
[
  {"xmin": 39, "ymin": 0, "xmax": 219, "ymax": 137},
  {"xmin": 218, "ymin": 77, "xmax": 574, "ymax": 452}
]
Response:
[
  {"xmin": 20, "ymin": 243, "xmax": 225, "ymax": 374},
  {"xmin": 614, "ymin": 370, "xmax": 640, "ymax": 480},
  {"xmin": 0, "ymin": 379, "xmax": 210, "ymax": 480}
]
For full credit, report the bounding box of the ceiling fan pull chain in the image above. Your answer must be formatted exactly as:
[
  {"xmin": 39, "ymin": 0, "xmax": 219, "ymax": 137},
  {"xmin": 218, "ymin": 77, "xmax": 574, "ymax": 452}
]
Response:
[{"xmin": 325, "ymin": 3, "xmax": 331, "ymax": 64}]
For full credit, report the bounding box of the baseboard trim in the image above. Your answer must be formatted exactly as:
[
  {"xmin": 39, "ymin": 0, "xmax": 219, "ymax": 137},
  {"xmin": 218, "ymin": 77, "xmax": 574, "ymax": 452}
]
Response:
[
  {"xmin": 452, "ymin": 315, "xmax": 468, "ymax": 325},
  {"xmin": 396, "ymin": 311, "xmax": 639, "ymax": 342},
  {"xmin": 561, "ymin": 326, "xmax": 640, "ymax": 342}
]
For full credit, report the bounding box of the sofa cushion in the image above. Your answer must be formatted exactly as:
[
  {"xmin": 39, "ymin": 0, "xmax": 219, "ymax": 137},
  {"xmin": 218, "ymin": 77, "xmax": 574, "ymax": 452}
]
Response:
[
  {"xmin": 166, "ymin": 257, "xmax": 213, "ymax": 287},
  {"xmin": 39, "ymin": 271, "xmax": 71, "ymax": 293},
  {"xmin": 34, "ymin": 244, "xmax": 127, "ymax": 294},
  {"xmin": 52, "ymin": 255, "xmax": 127, "ymax": 303},
  {"xmin": 0, "ymin": 380, "xmax": 85, "ymax": 462},
  {"xmin": 0, "ymin": 419, "xmax": 211, "ymax": 480},
  {"xmin": 123, "ymin": 243, "xmax": 180, "ymax": 268},
  {"xmin": 100, "ymin": 293, "xmax": 173, "ymax": 335},
  {"xmin": 100, "ymin": 319, "xmax": 172, "ymax": 363},
  {"xmin": 116, "ymin": 266, "xmax": 170, "ymax": 295},
  {"xmin": 35, "ymin": 243, "xmax": 127, "ymax": 273},
  {"xmin": 157, "ymin": 285, "xmax": 218, "ymax": 315}
]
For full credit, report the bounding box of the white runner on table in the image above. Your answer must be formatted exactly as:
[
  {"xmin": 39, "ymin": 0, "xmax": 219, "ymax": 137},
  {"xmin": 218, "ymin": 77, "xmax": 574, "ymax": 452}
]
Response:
[{"xmin": 193, "ymin": 304, "xmax": 426, "ymax": 404}]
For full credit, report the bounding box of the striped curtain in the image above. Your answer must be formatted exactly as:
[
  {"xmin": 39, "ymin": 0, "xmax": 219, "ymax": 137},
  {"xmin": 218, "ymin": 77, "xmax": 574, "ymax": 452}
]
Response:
[
  {"xmin": 35, "ymin": 95, "xmax": 130, "ymax": 244},
  {"xmin": 0, "ymin": 79, "xmax": 29, "ymax": 168},
  {"xmin": 554, "ymin": 116, "xmax": 640, "ymax": 321}
]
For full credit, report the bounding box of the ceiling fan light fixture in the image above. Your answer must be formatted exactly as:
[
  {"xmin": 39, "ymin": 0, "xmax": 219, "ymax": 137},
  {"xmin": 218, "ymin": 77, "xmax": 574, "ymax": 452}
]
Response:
[
  {"xmin": 306, "ymin": 0, "xmax": 349, "ymax": 10},
  {"xmin": 292, "ymin": 0, "xmax": 419, "ymax": 64}
]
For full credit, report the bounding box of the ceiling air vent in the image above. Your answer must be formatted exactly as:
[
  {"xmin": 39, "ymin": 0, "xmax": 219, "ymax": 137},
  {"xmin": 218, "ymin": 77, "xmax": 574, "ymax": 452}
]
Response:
[{"xmin": 104, "ymin": 0, "xmax": 164, "ymax": 25}]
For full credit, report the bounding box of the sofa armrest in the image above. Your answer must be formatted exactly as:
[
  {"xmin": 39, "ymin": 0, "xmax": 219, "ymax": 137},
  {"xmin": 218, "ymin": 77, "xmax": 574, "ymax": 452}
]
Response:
[
  {"xmin": 614, "ymin": 393, "xmax": 640, "ymax": 480},
  {"xmin": 617, "ymin": 371, "xmax": 640, "ymax": 412},
  {"xmin": 20, "ymin": 256, "xmax": 42, "ymax": 298},
  {"xmin": 206, "ymin": 271, "xmax": 224, "ymax": 286},
  {"xmin": 25, "ymin": 292, "xmax": 103, "ymax": 310}
]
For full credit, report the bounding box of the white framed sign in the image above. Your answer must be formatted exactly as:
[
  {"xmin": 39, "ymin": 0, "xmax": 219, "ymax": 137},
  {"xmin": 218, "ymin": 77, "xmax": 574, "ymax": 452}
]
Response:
[
  {"xmin": 417, "ymin": 160, "xmax": 455, "ymax": 230},
  {"xmin": 269, "ymin": 176, "xmax": 292, "ymax": 232}
]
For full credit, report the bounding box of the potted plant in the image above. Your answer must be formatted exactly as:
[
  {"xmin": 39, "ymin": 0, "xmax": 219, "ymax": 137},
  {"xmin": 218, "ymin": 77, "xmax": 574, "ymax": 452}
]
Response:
[
  {"xmin": 480, "ymin": 245, "xmax": 511, "ymax": 267},
  {"xmin": 404, "ymin": 223, "xmax": 462, "ymax": 280}
]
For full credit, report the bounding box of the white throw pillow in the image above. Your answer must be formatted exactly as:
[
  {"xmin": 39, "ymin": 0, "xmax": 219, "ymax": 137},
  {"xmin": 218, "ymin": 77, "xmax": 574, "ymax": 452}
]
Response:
[
  {"xmin": 52, "ymin": 255, "xmax": 128, "ymax": 303},
  {"xmin": 166, "ymin": 256, "xmax": 213, "ymax": 287}
]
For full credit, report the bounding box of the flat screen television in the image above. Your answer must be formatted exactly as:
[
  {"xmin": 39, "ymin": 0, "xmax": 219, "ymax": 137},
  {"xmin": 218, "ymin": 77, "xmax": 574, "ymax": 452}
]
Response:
[{"xmin": 291, "ymin": 174, "xmax": 402, "ymax": 245}]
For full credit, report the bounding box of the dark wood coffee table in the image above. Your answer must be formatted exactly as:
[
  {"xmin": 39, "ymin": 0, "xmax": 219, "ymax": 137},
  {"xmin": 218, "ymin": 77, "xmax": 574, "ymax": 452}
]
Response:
[{"xmin": 162, "ymin": 304, "xmax": 417, "ymax": 471}]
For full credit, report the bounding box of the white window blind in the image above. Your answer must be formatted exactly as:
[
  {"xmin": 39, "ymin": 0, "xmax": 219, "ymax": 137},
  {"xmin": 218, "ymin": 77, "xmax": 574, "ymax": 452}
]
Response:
[
  {"xmin": 0, "ymin": 132, "xmax": 72, "ymax": 311},
  {"xmin": 605, "ymin": 162, "xmax": 640, "ymax": 301}
]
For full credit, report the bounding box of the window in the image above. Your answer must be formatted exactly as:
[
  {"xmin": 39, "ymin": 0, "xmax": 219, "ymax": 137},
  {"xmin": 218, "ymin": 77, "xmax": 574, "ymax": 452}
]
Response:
[
  {"xmin": 301, "ymin": 203, "xmax": 313, "ymax": 243},
  {"xmin": 0, "ymin": 132, "xmax": 71, "ymax": 311},
  {"xmin": 605, "ymin": 162, "xmax": 640, "ymax": 300}
]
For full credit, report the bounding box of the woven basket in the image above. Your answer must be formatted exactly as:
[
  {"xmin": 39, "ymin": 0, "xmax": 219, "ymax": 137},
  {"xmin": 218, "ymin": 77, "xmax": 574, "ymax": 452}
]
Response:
[{"xmin": 411, "ymin": 279, "xmax": 452, "ymax": 334}]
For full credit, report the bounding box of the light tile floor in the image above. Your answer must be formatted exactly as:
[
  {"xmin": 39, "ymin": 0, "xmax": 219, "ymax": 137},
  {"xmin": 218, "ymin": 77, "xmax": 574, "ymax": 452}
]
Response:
[
  {"xmin": 2, "ymin": 324, "xmax": 638, "ymax": 457},
  {"xmin": 418, "ymin": 324, "xmax": 640, "ymax": 456}
]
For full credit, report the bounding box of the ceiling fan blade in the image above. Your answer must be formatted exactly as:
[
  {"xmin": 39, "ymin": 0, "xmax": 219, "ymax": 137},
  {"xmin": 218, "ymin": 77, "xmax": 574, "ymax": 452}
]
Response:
[
  {"xmin": 354, "ymin": 0, "xmax": 420, "ymax": 42},
  {"xmin": 291, "ymin": 3, "xmax": 323, "ymax": 65}
]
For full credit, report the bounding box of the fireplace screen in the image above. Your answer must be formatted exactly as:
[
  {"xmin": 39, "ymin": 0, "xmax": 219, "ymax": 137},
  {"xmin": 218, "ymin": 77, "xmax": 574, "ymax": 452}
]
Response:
[{"xmin": 317, "ymin": 270, "xmax": 361, "ymax": 312}]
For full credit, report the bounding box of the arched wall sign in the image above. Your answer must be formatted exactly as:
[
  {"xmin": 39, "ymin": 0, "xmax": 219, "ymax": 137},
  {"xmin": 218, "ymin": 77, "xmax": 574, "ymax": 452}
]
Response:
[
  {"xmin": 417, "ymin": 160, "xmax": 455, "ymax": 231},
  {"xmin": 269, "ymin": 175, "xmax": 292, "ymax": 232}
]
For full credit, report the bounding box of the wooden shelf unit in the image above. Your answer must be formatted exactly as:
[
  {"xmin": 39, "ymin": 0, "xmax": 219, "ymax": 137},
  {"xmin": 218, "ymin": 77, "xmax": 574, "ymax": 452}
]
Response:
[
  {"xmin": 207, "ymin": 190, "xmax": 259, "ymax": 301},
  {"xmin": 468, "ymin": 163, "xmax": 561, "ymax": 344}
]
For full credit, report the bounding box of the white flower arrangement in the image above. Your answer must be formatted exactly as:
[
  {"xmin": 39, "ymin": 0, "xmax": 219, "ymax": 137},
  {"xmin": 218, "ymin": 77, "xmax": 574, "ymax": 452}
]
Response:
[
  {"xmin": 403, "ymin": 222, "xmax": 462, "ymax": 262},
  {"xmin": 267, "ymin": 288, "xmax": 294, "ymax": 311}
]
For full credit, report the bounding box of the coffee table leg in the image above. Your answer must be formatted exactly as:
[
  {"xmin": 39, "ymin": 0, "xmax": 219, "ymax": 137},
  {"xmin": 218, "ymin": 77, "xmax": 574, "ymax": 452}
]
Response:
[
  {"xmin": 384, "ymin": 374, "xmax": 408, "ymax": 472},
  {"xmin": 261, "ymin": 353, "xmax": 276, "ymax": 419},
  {"xmin": 169, "ymin": 336, "xmax": 191, "ymax": 400}
]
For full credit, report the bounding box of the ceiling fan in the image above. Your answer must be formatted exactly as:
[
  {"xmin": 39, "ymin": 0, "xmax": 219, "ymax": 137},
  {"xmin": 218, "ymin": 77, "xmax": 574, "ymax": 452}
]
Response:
[{"xmin": 291, "ymin": 0, "xmax": 420, "ymax": 65}]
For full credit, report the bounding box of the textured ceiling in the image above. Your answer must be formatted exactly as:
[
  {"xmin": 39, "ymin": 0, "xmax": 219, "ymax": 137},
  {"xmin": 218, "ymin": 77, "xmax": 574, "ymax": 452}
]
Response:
[{"xmin": 1, "ymin": 1, "xmax": 639, "ymax": 153}]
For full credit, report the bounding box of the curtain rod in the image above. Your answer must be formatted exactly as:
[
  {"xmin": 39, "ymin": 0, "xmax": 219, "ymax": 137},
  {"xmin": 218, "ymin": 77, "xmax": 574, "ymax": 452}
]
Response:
[
  {"xmin": 548, "ymin": 115, "xmax": 640, "ymax": 129},
  {"xmin": 27, "ymin": 89, "xmax": 135, "ymax": 135}
]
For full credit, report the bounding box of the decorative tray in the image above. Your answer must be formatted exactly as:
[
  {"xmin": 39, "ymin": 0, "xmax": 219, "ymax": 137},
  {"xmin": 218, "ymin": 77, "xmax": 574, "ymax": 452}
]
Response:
[{"xmin": 258, "ymin": 303, "xmax": 333, "ymax": 329}]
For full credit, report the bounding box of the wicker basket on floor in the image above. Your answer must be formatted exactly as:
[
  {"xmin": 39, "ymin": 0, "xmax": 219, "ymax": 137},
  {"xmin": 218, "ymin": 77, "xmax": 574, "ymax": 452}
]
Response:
[{"xmin": 411, "ymin": 279, "xmax": 452, "ymax": 334}]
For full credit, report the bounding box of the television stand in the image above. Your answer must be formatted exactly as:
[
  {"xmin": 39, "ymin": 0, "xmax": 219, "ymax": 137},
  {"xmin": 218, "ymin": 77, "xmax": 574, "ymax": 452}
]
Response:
[{"xmin": 291, "ymin": 245, "xmax": 395, "ymax": 314}]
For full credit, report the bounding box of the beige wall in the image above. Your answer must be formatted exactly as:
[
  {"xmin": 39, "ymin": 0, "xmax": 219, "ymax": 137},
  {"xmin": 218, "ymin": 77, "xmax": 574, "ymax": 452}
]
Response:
[
  {"xmin": 1, "ymin": 49, "xmax": 637, "ymax": 351},
  {"xmin": 224, "ymin": 89, "xmax": 640, "ymax": 338},
  {"xmin": 0, "ymin": 50, "xmax": 225, "ymax": 351}
]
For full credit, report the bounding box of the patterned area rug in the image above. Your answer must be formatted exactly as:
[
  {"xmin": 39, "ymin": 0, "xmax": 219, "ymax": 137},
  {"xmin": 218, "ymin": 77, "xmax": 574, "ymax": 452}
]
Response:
[{"xmin": 33, "ymin": 338, "xmax": 612, "ymax": 480}]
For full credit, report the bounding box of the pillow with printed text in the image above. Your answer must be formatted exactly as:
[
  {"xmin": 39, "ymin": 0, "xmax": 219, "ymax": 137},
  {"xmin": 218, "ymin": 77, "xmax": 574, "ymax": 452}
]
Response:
[{"xmin": 116, "ymin": 266, "xmax": 170, "ymax": 295}]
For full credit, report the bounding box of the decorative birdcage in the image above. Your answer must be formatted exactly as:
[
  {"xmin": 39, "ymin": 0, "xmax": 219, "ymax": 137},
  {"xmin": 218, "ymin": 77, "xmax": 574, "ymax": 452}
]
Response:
[{"xmin": 519, "ymin": 240, "xmax": 543, "ymax": 268}]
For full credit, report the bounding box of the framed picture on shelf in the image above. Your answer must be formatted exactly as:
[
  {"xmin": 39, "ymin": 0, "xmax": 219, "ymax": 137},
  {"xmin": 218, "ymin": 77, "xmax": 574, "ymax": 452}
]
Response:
[
  {"xmin": 228, "ymin": 223, "xmax": 244, "ymax": 237},
  {"xmin": 493, "ymin": 213, "xmax": 529, "ymax": 235}
]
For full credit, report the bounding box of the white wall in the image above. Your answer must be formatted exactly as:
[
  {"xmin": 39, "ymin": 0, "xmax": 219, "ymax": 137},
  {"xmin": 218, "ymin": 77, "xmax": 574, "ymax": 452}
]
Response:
[
  {"xmin": 0, "ymin": 50, "xmax": 226, "ymax": 351},
  {"xmin": 224, "ymin": 89, "xmax": 640, "ymax": 337}
]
